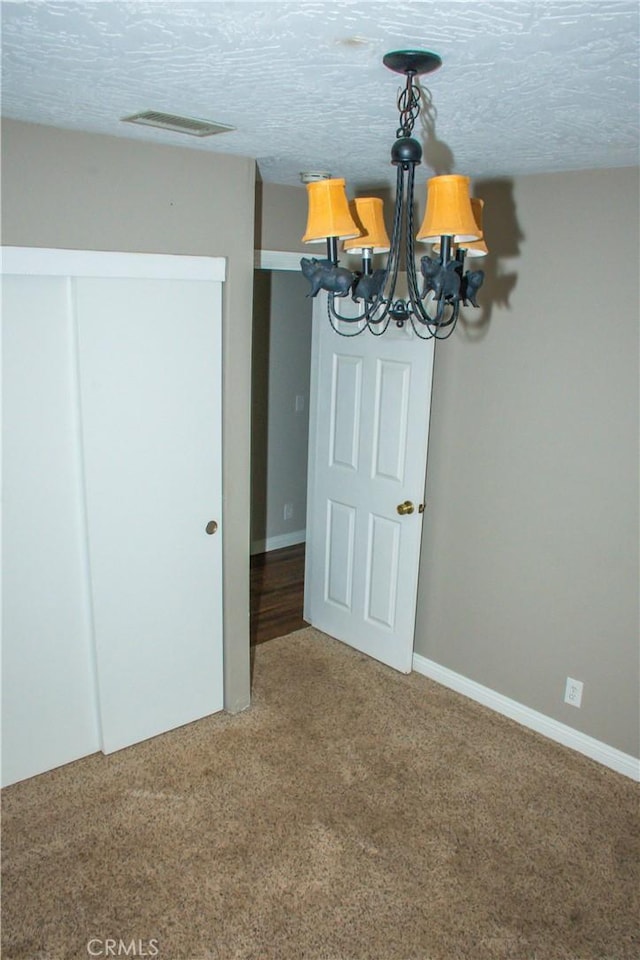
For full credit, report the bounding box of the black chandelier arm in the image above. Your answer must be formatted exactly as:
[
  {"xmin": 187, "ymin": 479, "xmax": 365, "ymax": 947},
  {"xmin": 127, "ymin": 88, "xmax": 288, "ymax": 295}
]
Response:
[
  {"xmin": 324, "ymin": 281, "xmax": 394, "ymax": 328},
  {"xmin": 403, "ymin": 165, "xmax": 427, "ymax": 310},
  {"xmin": 367, "ymin": 317, "xmax": 394, "ymax": 336},
  {"xmin": 327, "ymin": 291, "xmax": 390, "ymax": 326},
  {"xmin": 421, "ymin": 301, "xmax": 461, "ymax": 339},
  {"xmin": 407, "ymin": 316, "xmax": 440, "ymax": 340},
  {"xmin": 376, "ymin": 163, "xmax": 407, "ymax": 310},
  {"xmin": 421, "ymin": 293, "xmax": 460, "ymax": 329},
  {"xmin": 326, "ymin": 294, "xmax": 393, "ymax": 337}
]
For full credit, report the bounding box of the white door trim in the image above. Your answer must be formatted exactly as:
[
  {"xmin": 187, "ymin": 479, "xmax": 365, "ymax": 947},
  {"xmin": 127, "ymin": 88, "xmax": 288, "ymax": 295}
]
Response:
[
  {"xmin": 2, "ymin": 246, "xmax": 226, "ymax": 281},
  {"xmin": 254, "ymin": 249, "xmax": 306, "ymax": 271}
]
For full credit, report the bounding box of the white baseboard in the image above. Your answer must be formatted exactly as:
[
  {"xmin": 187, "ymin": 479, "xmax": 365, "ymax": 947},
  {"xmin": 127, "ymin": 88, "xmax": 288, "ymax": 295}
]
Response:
[
  {"xmin": 412, "ymin": 653, "xmax": 640, "ymax": 782},
  {"xmin": 251, "ymin": 529, "xmax": 306, "ymax": 555}
]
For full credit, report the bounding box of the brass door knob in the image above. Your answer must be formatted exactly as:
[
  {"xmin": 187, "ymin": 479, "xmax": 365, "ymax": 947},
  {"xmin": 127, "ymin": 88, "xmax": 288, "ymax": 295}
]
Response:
[
  {"xmin": 205, "ymin": 520, "xmax": 218, "ymax": 535},
  {"xmin": 396, "ymin": 500, "xmax": 415, "ymax": 516}
]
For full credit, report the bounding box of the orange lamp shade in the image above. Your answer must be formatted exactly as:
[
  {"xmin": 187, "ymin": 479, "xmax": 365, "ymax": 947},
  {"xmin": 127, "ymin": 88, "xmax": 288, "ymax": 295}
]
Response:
[
  {"xmin": 302, "ymin": 178, "xmax": 361, "ymax": 243},
  {"xmin": 417, "ymin": 174, "xmax": 480, "ymax": 244},
  {"xmin": 343, "ymin": 198, "xmax": 391, "ymax": 254},
  {"xmin": 432, "ymin": 198, "xmax": 489, "ymax": 258},
  {"xmin": 461, "ymin": 198, "xmax": 489, "ymax": 256}
]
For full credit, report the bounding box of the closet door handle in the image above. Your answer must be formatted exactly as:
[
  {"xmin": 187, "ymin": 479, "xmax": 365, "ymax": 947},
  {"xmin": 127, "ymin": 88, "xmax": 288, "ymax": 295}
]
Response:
[{"xmin": 205, "ymin": 520, "xmax": 218, "ymax": 535}]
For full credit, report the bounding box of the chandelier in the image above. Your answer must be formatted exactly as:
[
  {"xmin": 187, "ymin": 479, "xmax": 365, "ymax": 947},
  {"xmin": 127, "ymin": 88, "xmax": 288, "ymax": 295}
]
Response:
[{"xmin": 299, "ymin": 50, "xmax": 488, "ymax": 339}]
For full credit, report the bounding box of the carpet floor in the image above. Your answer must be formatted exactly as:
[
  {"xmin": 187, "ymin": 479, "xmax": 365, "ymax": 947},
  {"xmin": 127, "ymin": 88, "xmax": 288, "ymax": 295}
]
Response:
[{"xmin": 2, "ymin": 627, "xmax": 638, "ymax": 960}]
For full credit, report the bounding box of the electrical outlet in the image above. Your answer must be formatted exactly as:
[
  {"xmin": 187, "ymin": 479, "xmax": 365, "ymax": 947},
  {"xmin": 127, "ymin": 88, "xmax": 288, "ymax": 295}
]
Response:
[
  {"xmin": 564, "ymin": 677, "xmax": 584, "ymax": 708},
  {"xmin": 283, "ymin": 502, "xmax": 294, "ymax": 521},
  {"xmin": 295, "ymin": 394, "xmax": 305, "ymax": 413}
]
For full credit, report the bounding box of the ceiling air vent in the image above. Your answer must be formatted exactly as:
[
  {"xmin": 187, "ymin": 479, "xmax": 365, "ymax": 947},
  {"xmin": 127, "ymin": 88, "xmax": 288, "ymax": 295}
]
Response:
[{"xmin": 121, "ymin": 111, "xmax": 235, "ymax": 138}]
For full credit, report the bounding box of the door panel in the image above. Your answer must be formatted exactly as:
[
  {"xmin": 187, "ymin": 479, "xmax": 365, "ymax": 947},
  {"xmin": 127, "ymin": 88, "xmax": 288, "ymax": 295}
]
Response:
[
  {"xmin": 372, "ymin": 359, "xmax": 411, "ymax": 481},
  {"xmin": 330, "ymin": 354, "xmax": 362, "ymax": 470},
  {"xmin": 325, "ymin": 499, "xmax": 356, "ymax": 610},
  {"xmin": 305, "ymin": 293, "xmax": 434, "ymax": 673},
  {"xmin": 75, "ymin": 277, "xmax": 224, "ymax": 753},
  {"xmin": 1, "ymin": 277, "xmax": 101, "ymax": 786},
  {"xmin": 365, "ymin": 513, "xmax": 401, "ymax": 629}
]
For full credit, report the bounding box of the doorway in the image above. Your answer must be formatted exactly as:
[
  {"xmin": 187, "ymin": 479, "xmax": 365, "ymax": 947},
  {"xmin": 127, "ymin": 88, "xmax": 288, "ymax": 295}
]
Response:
[
  {"xmin": 250, "ymin": 257, "xmax": 312, "ymax": 644},
  {"xmin": 250, "ymin": 250, "xmax": 435, "ymax": 673}
]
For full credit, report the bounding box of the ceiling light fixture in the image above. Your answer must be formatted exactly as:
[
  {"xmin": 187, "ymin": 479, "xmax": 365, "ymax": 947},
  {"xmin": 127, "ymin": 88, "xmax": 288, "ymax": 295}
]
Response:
[{"xmin": 299, "ymin": 50, "xmax": 487, "ymax": 339}]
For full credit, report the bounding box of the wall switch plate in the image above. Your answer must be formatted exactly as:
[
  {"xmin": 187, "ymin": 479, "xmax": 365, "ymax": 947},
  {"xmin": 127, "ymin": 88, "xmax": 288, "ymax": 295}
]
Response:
[
  {"xmin": 295, "ymin": 394, "xmax": 305, "ymax": 413},
  {"xmin": 564, "ymin": 677, "xmax": 584, "ymax": 708}
]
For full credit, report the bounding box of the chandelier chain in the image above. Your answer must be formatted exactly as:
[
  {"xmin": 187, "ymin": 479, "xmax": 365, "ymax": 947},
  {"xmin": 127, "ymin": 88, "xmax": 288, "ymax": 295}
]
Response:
[{"xmin": 396, "ymin": 73, "xmax": 421, "ymax": 139}]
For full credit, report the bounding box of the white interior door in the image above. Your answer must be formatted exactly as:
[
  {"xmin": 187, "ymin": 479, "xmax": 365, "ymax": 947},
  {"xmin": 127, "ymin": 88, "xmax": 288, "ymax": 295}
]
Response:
[
  {"xmin": 2, "ymin": 275, "xmax": 102, "ymax": 785},
  {"xmin": 304, "ymin": 294, "xmax": 434, "ymax": 673},
  {"xmin": 75, "ymin": 275, "xmax": 224, "ymax": 754}
]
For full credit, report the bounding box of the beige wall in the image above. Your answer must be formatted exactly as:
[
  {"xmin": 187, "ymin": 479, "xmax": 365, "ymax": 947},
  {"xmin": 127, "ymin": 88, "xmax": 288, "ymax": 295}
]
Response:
[
  {"xmin": 1, "ymin": 118, "xmax": 255, "ymax": 712},
  {"xmin": 261, "ymin": 170, "xmax": 640, "ymax": 758},
  {"xmin": 251, "ymin": 270, "xmax": 312, "ymax": 550},
  {"xmin": 255, "ymin": 180, "xmax": 308, "ymax": 253},
  {"xmin": 416, "ymin": 167, "xmax": 639, "ymax": 757}
]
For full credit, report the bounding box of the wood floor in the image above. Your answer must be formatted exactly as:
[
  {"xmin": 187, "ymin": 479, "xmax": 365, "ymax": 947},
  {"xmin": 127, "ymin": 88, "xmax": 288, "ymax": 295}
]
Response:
[{"xmin": 250, "ymin": 542, "xmax": 307, "ymax": 644}]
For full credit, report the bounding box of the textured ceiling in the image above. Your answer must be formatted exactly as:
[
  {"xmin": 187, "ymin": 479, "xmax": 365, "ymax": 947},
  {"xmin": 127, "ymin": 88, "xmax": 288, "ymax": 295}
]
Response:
[{"xmin": 1, "ymin": 0, "xmax": 639, "ymax": 190}]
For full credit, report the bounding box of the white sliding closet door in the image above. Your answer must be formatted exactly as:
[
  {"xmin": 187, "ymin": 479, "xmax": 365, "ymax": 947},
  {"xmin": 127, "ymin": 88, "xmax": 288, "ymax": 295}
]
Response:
[
  {"xmin": 75, "ymin": 277, "xmax": 224, "ymax": 753},
  {"xmin": 2, "ymin": 249, "xmax": 225, "ymax": 785},
  {"xmin": 2, "ymin": 276, "xmax": 102, "ymax": 785}
]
